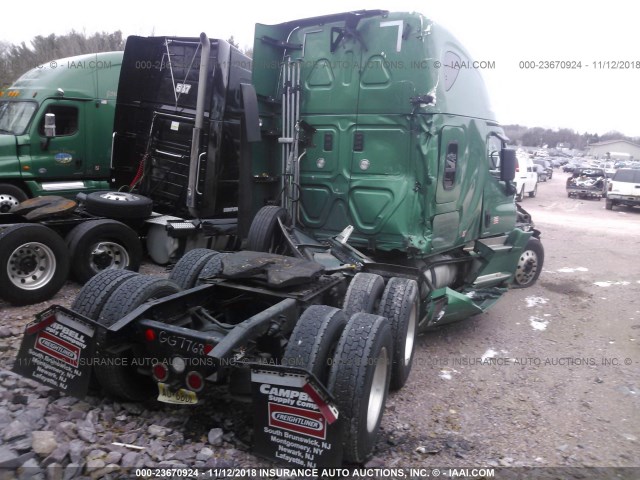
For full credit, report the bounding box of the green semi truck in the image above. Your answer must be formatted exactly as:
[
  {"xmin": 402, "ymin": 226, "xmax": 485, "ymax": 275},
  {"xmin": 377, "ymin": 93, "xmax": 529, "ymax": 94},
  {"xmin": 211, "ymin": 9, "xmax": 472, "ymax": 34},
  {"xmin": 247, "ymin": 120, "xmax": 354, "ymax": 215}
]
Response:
[
  {"xmin": 0, "ymin": 51, "xmax": 122, "ymax": 209},
  {"xmin": 14, "ymin": 10, "xmax": 544, "ymax": 468}
]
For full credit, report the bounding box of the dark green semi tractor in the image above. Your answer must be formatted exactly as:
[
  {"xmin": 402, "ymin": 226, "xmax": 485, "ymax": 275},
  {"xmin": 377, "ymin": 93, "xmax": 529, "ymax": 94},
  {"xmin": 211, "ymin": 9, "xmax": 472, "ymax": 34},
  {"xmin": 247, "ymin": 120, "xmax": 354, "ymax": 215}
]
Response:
[
  {"xmin": 0, "ymin": 39, "xmax": 256, "ymax": 305},
  {"xmin": 250, "ymin": 10, "xmax": 542, "ymax": 323},
  {"xmin": 13, "ymin": 11, "xmax": 544, "ymax": 467},
  {"xmin": 0, "ymin": 52, "xmax": 121, "ymax": 207}
]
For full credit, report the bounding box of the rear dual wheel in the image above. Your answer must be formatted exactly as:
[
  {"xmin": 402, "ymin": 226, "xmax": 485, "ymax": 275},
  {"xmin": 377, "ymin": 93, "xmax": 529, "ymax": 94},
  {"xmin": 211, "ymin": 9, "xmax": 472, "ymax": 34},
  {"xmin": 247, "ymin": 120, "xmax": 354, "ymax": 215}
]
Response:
[
  {"xmin": 168, "ymin": 248, "xmax": 220, "ymax": 289},
  {"xmin": 328, "ymin": 312, "xmax": 393, "ymax": 463},
  {"xmin": 283, "ymin": 305, "xmax": 394, "ymax": 464},
  {"xmin": 66, "ymin": 219, "xmax": 142, "ymax": 284},
  {"xmin": 92, "ymin": 275, "xmax": 181, "ymax": 401},
  {"xmin": 0, "ymin": 224, "xmax": 69, "ymax": 305}
]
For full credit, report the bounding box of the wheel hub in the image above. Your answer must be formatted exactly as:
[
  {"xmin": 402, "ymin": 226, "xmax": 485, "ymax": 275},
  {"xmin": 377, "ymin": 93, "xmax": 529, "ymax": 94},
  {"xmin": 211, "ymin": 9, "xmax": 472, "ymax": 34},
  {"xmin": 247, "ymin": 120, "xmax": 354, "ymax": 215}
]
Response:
[
  {"xmin": 0, "ymin": 194, "xmax": 20, "ymax": 213},
  {"xmin": 17, "ymin": 254, "xmax": 38, "ymax": 274},
  {"xmin": 90, "ymin": 242, "xmax": 129, "ymax": 272},
  {"xmin": 99, "ymin": 192, "xmax": 140, "ymax": 202},
  {"xmin": 515, "ymin": 250, "xmax": 538, "ymax": 285},
  {"xmin": 8, "ymin": 242, "xmax": 56, "ymax": 290}
]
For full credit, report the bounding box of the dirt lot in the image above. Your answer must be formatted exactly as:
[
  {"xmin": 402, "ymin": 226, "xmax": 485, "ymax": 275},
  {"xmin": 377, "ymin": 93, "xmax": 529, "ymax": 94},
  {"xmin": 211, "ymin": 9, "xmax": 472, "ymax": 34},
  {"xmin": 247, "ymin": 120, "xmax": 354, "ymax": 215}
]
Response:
[
  {"xmin": 0, "ymin": 170, "xmax": 638, "ymax": 476},
  {"xmin": 382, "ymin": 171, "xmax": 640, "ymax": 469}
]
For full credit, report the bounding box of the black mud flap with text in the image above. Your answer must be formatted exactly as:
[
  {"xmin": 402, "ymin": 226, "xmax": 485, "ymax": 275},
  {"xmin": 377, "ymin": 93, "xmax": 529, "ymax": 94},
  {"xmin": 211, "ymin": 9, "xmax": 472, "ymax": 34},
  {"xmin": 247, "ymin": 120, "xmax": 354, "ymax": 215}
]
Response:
[
  {"xmin": 251, "ymin": 364, "xmax": 342, "ymax": 469},
  {"xmin": 12, "ymin": 306, "xmax": 96, "ymax": 398}
]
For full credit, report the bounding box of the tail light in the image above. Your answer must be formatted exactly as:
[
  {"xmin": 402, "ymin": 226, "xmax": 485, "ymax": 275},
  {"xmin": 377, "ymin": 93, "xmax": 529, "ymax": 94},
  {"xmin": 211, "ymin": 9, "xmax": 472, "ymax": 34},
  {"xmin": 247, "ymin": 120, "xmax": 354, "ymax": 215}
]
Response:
[
  {"xmin": 186, "ymin": 371, "xmax": 204, "ymax": 392},
  {"xmin": 152, "ymin": 363, "xmax": 169, "ymax": 382},
  {"xmin": 144, "ymin": 329, "xmax": 156, "ymax": 342}
]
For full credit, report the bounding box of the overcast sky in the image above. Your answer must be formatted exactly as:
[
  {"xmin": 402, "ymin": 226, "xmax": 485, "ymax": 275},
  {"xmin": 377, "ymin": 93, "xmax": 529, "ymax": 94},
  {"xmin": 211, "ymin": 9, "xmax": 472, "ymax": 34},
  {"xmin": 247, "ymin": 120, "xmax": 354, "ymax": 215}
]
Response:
[{"xmin": 4, "ymin": 0, "xmax": 638, "ymax": 137}]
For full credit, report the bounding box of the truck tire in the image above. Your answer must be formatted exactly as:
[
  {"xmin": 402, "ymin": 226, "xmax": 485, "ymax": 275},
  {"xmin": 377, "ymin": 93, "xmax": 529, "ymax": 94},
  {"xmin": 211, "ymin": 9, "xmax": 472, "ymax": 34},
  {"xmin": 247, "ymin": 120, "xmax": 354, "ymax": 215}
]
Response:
[
  {"xmin": 516, "ymin": 185, "xmax": 525, "ymax": 202},
  {"xmin": 71, "ymin": 269, "xmax": 139, "ymax": 392},
  {"xmin": 247, "ymin": 206, "xmax": 289, "ymax": 252},
  {"xmin": 606, "ymin": 199, "xmax": 614, "ymax": 210},
  {"xmin": 282, "ymin": 305, "xmax": 347, "ymax": 383},
  {"xmin": 512, "ymin": 237, "xmax": 544, "ymax": 289},
  {"xmin": 0, "ymin": 224, "xmax": 69, "ymax": 305},
  {"xmin": 94, "ymin": 275, "xmax": 181, "ymax": 401},
  {"xmin": 168, "ymin": 248, "xmax": 220, "ymax": 289},
  {"xmin": 66, "ymin": 219, "xmax": 142, "ymax": 284},
  {"xmin": 84, "ymin": 191, "xmax": 153, "ymax": 219},
  {"xmin": 71, "ymin": 269, "xmax": 139, "ymax": 320},
  {"xmin": 197, "ymin": 253, "xmax": 228, "ymax": 285},
  {"xmin": 328, "ymin": 312, "xmax": 393, "ymax": 463},
  {"xmin": 342, "ymin": 272, "xmax": 385, "ymax": 317},
  {"xmin": 377, "ymin": 277, "xmax": 419, "ymax": 391},
  {"xmin": 0, "ymin": 184, "xmax": 28, "ymax": 213}
]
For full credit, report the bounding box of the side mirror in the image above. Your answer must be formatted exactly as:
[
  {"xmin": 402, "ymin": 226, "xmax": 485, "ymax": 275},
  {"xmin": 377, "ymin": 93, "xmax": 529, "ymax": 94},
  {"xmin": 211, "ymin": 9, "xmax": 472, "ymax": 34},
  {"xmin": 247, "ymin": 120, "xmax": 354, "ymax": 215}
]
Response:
[
  {"xmin": 500, "ymin": 148, "xmax": 517, "ymax": 196},
  {"xmin": 500, "ymin": 148, "xmax": 516, "ymax": 182},
  {"xmin": 44, "ymin": 113, "xmax": 56, "ymax": 138},
  {"xmin": 41, "ymin": 113, "xmax": 56, "ymax": 150}
]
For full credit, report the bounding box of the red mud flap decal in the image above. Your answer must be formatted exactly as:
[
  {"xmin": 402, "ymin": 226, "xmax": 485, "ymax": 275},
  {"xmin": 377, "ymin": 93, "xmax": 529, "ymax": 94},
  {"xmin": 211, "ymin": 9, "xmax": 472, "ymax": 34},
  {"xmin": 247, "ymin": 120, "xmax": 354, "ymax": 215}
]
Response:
[
  {"xmin": 251, "ymin": 364, "xmax": 342, "ymax": 469},
  {"xmin": 12, "ymin": 306, "xmax": 96, "ymax": 398}
]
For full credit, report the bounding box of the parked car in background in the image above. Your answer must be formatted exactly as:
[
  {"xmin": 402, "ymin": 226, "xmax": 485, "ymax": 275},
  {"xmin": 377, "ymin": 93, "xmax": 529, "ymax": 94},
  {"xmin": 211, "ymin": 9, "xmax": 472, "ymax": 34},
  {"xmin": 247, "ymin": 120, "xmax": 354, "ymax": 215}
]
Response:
[
  {"xmin": 606, "ymin": 168, "xmax": 640, "ymax": 210},
  {"xmin": 601, "ymin": 162, "xmax": 616, "ymax": 175},
  {"xmin": 515, "ymin": 153, "xmax": 538, "ymax": 200},
  {"xmin": 566, "ymin": 167, "xmax": 607, "ymax": 199},
  {"xmin": 534, "ymin": 164, "xmax": 548, "ymax": 182},
  {"xmin": 533, "ymin": 159, "xmax": 553, "ymax": 180},
  {"xmin": 563, "ymin": 162, "xmax": 579, "ymax": 173}
]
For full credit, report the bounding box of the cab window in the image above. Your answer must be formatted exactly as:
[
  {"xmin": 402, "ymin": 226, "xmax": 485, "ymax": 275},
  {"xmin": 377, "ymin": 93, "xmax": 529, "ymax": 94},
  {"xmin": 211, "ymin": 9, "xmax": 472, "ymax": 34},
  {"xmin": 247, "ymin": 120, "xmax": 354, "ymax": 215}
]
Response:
[
  {"xmin": 443, "ymin": 142, "xmax": 458, "ymax": 189},
  {"xmin": 487, "ymin": 135, "xmax": 502, "ymax": 169},
  {"xmin": 39, "ymin": 105, "xmax": 78, "ymax": 136}
]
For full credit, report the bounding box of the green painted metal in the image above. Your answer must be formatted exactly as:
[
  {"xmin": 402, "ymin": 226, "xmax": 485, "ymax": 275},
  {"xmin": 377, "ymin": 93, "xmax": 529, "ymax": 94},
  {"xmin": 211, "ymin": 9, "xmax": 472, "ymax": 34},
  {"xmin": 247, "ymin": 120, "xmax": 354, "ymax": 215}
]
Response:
[
  {"xmin": 252, "ymin": 11, "xmax": 516, "ymax": 258},
  {"xmin": 0, "ymin": 52, "xmax": 122, "ymax": 198}
]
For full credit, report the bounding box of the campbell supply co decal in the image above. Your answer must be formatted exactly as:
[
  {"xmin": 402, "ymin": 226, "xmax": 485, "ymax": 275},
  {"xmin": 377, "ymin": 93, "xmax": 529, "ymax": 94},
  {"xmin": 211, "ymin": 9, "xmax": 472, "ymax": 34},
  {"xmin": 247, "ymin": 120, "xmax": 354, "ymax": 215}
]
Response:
[
  {"xmin": 35, "ymin": 331, "xmax": 80, "ymax": 367},
  {"xmin": 251, "ymin": 366, "xmax": 343, "ymax": 469},
  {"xmin": 269, "ymin": 403, "xmax": 326, "ymax": 440}
]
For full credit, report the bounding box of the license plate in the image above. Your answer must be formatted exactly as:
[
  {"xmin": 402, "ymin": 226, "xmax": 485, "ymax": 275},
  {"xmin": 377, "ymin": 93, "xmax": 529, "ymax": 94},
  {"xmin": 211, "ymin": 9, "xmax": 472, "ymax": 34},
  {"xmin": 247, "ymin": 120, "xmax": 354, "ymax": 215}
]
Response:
[{"xmin": 157, "ymin": 383, "xmax": 198, "ymax": 405}]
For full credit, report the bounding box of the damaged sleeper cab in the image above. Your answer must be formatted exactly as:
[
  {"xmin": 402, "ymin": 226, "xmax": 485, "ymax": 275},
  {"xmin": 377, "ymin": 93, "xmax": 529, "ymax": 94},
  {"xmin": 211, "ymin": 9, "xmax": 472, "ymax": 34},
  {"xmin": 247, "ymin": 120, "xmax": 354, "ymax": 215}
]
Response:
[{"xmin": 13, "ymin": 10, "xmax": 544, "ymax": 468}]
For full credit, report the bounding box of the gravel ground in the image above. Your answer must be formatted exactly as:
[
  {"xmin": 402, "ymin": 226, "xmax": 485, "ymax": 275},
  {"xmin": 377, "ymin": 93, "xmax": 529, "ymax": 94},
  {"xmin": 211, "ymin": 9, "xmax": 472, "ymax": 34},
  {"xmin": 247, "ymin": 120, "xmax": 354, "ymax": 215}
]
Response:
[{"xmin": 0, "ymin": 173, "xmax": 638, "ymax": 479}]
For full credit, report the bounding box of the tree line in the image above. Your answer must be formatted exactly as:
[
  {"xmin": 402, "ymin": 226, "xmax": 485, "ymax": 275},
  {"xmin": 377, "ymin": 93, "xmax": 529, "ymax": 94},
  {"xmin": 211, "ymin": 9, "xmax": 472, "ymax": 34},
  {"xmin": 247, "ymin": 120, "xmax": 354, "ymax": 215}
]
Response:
[
  {"xmin": 1, "ymin": 31, "xmax": 125, "ymax": 87},
  {"xmin": 503, "ymin": 125, "xmax": 639, "ymax": 150}
]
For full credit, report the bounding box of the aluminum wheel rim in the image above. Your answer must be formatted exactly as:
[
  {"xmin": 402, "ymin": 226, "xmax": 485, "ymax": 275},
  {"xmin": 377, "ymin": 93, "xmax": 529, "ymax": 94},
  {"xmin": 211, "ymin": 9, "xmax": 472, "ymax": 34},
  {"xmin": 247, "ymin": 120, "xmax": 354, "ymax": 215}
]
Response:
[
  {"xmin": 404, "ymin": 303, "xmax": 417, "ymax": 365},
  {"xmin": 99, "ymin": 192, "xmax": 140, "ymax": 202},
  {"xmin": 515, "ymin": 249, "xmax": 538, "ymax": 285},
  {"xmin": 0, "ymin": 194, "xmax": 20, "ymax": 213},
  {"xmin": 90, "ymin": 242, "xmax": 130, "ymax": 272},
  {"xmin": 8, "ymin": 242, "xmax": 56, "ymax": 290},
  {"xmin": 367, "ymin": 346, "xmax": 389, "ymax": 433}
]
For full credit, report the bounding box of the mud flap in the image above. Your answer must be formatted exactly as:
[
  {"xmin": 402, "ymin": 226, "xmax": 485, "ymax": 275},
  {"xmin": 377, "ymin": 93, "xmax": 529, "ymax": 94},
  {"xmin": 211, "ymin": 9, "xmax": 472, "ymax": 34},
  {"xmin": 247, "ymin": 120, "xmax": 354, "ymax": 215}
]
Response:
[
  {"xmin": 12, "ymin": 306, "xmax": 97, "ymax": 398},
  {"xmin": 251, "ymin": 364, "xmax": 342, "ymax": 469}
]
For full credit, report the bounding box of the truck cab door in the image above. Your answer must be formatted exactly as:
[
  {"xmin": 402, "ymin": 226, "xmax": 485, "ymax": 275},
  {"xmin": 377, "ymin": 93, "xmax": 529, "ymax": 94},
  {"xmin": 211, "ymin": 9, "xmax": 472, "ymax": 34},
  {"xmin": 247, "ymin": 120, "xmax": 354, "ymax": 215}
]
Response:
[
  {"xmin": 24, "ymin": 100, "xmax": 87, "ymax": 182},
  {"xmin": 431, "ymin": 125, "xmax": 482, "ymax": 252},
  {"xmin": 480, "ymin": 134, "xmax": 517, "ymax": 236}
]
